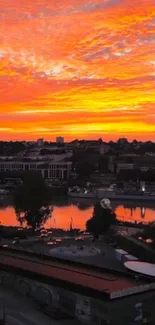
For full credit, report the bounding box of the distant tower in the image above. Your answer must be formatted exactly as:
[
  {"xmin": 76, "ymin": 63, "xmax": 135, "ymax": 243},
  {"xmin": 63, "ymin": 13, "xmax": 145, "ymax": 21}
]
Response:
[
  {"xmin": 37, "ymin": 138, "xmax": 44, "ymax": 147},
  {"xmin": 56, "ymin": 137, "xmax": 64, "ymax": 144}
]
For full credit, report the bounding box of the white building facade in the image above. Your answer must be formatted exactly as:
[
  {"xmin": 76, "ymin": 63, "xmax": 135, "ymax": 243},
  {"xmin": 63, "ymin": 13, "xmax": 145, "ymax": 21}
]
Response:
[{"xmin": 0, "ymin": 158, "xmax": 72, "ymax": 180}]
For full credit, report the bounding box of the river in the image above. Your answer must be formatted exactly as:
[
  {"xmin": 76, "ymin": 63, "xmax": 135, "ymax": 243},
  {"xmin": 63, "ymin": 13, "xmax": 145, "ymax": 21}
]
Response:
[{"xmin": 0, "ymin": 197, "xmax": 155, "ymax": 230}]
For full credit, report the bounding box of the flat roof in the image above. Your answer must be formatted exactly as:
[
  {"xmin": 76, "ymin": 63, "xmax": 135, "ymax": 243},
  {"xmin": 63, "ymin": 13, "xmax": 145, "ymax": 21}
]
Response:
[
  {"xmin": 0, "ymin": 250, "xmax": 155, "ymax": 300},
  {"xmin": 0, "ymin": 159, "xmax": 71, "ymax": 164}
]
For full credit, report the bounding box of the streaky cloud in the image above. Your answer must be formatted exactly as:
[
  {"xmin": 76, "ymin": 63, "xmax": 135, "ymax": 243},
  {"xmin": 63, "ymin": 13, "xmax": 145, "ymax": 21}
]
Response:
[{"xmin": 0, "ymin": 0, "xmax": 154, "ymax": 140}]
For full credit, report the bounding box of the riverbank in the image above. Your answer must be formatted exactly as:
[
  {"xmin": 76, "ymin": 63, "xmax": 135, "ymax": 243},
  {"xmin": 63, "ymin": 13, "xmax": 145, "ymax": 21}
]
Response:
[
  {"xmin": 0, "ymin": 225, "xmax": 80, "ymax": 239},
  {"xmin": 0, "ymin": 222, "xmax": 144, "ymax": 241}
]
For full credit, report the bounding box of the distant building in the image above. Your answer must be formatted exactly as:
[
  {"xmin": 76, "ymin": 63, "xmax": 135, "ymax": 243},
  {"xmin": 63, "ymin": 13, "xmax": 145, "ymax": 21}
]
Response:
[
  {"xmin": 0, "ymin": 156, "xmax": 72, "ymax": 180},
  {"xmin": 100, "ymin": 143, "xmax": 109, "ymax": 155},
  {"xmin": 116, "ymin": 163, "xmax": 134, "ymax": 173},
  {"xmin": 37, "ymin": 138, "xmax": 44, "ymax": 147},
  {"xmin": 56, "ymin": 137, "xmax": 64, "ymax": 144}
]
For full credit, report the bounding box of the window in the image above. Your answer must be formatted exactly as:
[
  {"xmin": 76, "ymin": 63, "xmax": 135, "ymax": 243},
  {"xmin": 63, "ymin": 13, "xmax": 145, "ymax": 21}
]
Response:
[
  {"xmin": 84, "ymin": 299, "xmax": 89, "ymax": 306},
  {"xmin": 25, "ymin": 165, "xmax": 29, "ymax": 171},
  {"xmin": 30, "ymin": 164, "xmax": 35, "ymax": 168}
]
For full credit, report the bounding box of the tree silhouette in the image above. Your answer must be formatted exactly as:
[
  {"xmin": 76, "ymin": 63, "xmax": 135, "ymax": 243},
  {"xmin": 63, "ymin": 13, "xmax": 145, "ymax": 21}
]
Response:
[
  {"xmin": 76, "ymin": 161, "xmax": 95, "ymax": 178},
  {"xmin": 13, "ymin": 171, "xmax": 52, "ymax": 231},
  {"xmin": 86, "ymin": 201, "xmax": 116, "ymax": 240}
]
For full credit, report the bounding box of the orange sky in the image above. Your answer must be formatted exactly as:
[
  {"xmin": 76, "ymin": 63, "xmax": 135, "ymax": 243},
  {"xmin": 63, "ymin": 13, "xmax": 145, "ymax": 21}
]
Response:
[{"xmin": 0, "ymin": 0, "xmax": 155, "ymax": 141}]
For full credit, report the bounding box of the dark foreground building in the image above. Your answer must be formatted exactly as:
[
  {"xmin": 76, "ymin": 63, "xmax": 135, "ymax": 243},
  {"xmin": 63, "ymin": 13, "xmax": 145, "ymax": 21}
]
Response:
[{"xmin": 0, "ymin": 248, "xmax": 154, "ymax": 324}]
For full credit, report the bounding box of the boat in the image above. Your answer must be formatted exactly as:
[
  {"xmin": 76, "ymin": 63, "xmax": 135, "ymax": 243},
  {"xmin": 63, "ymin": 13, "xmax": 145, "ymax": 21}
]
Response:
[
  {"xmin": 68, "ymin": 186, "xmax": 96, "ymax": 199},
  {"xmin": 68, "ymin": 186, "xmax": 155, "ymax": 201}
]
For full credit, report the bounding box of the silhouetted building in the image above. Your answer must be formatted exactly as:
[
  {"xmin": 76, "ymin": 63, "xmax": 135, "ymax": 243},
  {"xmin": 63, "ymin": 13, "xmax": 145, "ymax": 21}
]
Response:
[
  {"xmin": 56, "ymin": 137, "xmax": 64, "ymax": 144},
  {"xmin": 37, "ymin": 138, "xmax": 44, "ymax": 147}
]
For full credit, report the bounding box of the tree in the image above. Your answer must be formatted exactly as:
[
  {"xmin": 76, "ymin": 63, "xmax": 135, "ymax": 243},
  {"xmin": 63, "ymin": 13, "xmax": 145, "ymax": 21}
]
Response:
[
  {"xmin": 117, "ymin": 168, "xmax": 141, "ymax": 181},
  {"xmin": 76, "ymin": 161, "xmax": 95, "ymax": 178},
  {"xmin": 86, "ymin": 201, "xmax": 116, "ymax": 240},
  {"xmin": 13, "ymin": 171, "xmax": 52, "ymax": 231},
  {"xmin": 98, "ymin": 156, "xmax": 109, "ymax": 173}
]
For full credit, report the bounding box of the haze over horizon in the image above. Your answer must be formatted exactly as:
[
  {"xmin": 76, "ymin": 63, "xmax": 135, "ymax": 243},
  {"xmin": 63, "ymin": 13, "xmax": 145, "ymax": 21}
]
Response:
[{"xmin": 0, "ymin": 0, "xmax": 155, "ymax": 141}]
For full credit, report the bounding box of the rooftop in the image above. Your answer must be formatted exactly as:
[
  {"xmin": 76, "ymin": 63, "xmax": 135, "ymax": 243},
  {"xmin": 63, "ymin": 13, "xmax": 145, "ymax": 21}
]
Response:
[
  {"xmin": 0, "ymin": 157, "xmax": 72, "ymax": 164},
  {"xmin": 1, "ymin": 237, "xmax": 155, "ymax": 301}
]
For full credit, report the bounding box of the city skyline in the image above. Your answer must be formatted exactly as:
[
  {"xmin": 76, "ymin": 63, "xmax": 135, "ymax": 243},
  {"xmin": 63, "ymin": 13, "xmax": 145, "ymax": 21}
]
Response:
[
  {"xmin": 0, "ymin": 0, "xmax": 155, "ymax": 141},
  {"xmin": 0, "ymin": 137, "xmax": 155, "ymax": 143}
]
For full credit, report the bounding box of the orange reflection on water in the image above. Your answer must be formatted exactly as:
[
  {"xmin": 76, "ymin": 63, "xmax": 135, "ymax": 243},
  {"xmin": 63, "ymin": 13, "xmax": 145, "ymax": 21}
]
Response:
[
  {"xmin": 0, "ymin": 204, "xmax": 155, "ymax": 230},
  {"xmin": 45, "ymin": 205, "xmax": 93, "ymax": 230},
  {"xmin": 0, "ymin": 205, "xmax": 93, "ymax": 230},
  {"xmin": 115, "ymin": 206, "xmax": 155, "ymax": 224},
  {"xmin": 0, "ymin": 206, "xmax": 22, "ymax": 227}
]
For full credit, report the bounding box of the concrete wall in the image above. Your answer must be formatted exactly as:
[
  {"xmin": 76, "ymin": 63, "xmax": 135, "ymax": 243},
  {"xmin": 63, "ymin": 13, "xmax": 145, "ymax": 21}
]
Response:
[
  {"xmin": 0, "ymin": 270, "xmax": 92, "ymax": 323},
  {"xmin": 0, "ymin": 270, "xmax": 154, "ymax": 324}
]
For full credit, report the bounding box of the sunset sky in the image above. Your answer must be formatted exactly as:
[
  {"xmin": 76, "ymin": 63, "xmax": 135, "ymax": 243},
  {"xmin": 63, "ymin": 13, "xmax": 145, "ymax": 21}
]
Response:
[{"xmin": 0, "ymin": 0, "xmax": 155, "ymax": 141}]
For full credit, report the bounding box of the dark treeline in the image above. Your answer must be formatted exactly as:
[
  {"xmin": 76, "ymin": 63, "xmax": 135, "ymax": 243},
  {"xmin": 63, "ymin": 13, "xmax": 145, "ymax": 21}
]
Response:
[{"xmin": 0, "ymin": 141, "xmax": 26, "ymax": 156}]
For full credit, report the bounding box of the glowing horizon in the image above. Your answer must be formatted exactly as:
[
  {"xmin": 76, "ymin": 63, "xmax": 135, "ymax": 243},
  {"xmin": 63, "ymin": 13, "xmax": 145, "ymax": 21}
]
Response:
[{"xmin": 0, "ymin": 0, "xmax": 155, "ymax": 141}]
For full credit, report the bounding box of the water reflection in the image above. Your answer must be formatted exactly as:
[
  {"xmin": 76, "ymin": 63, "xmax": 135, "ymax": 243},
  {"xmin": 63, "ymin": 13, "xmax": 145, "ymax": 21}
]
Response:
[{"xmin": 0, "ymin": 198, "xmax": 155, "ymax": 230}]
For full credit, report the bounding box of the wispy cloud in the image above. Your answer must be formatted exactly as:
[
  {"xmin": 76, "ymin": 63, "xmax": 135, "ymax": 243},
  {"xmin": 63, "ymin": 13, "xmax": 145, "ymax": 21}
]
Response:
[{"xmin": 0, "ymin": 0, "xmax": 154, "ymax": 140}]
